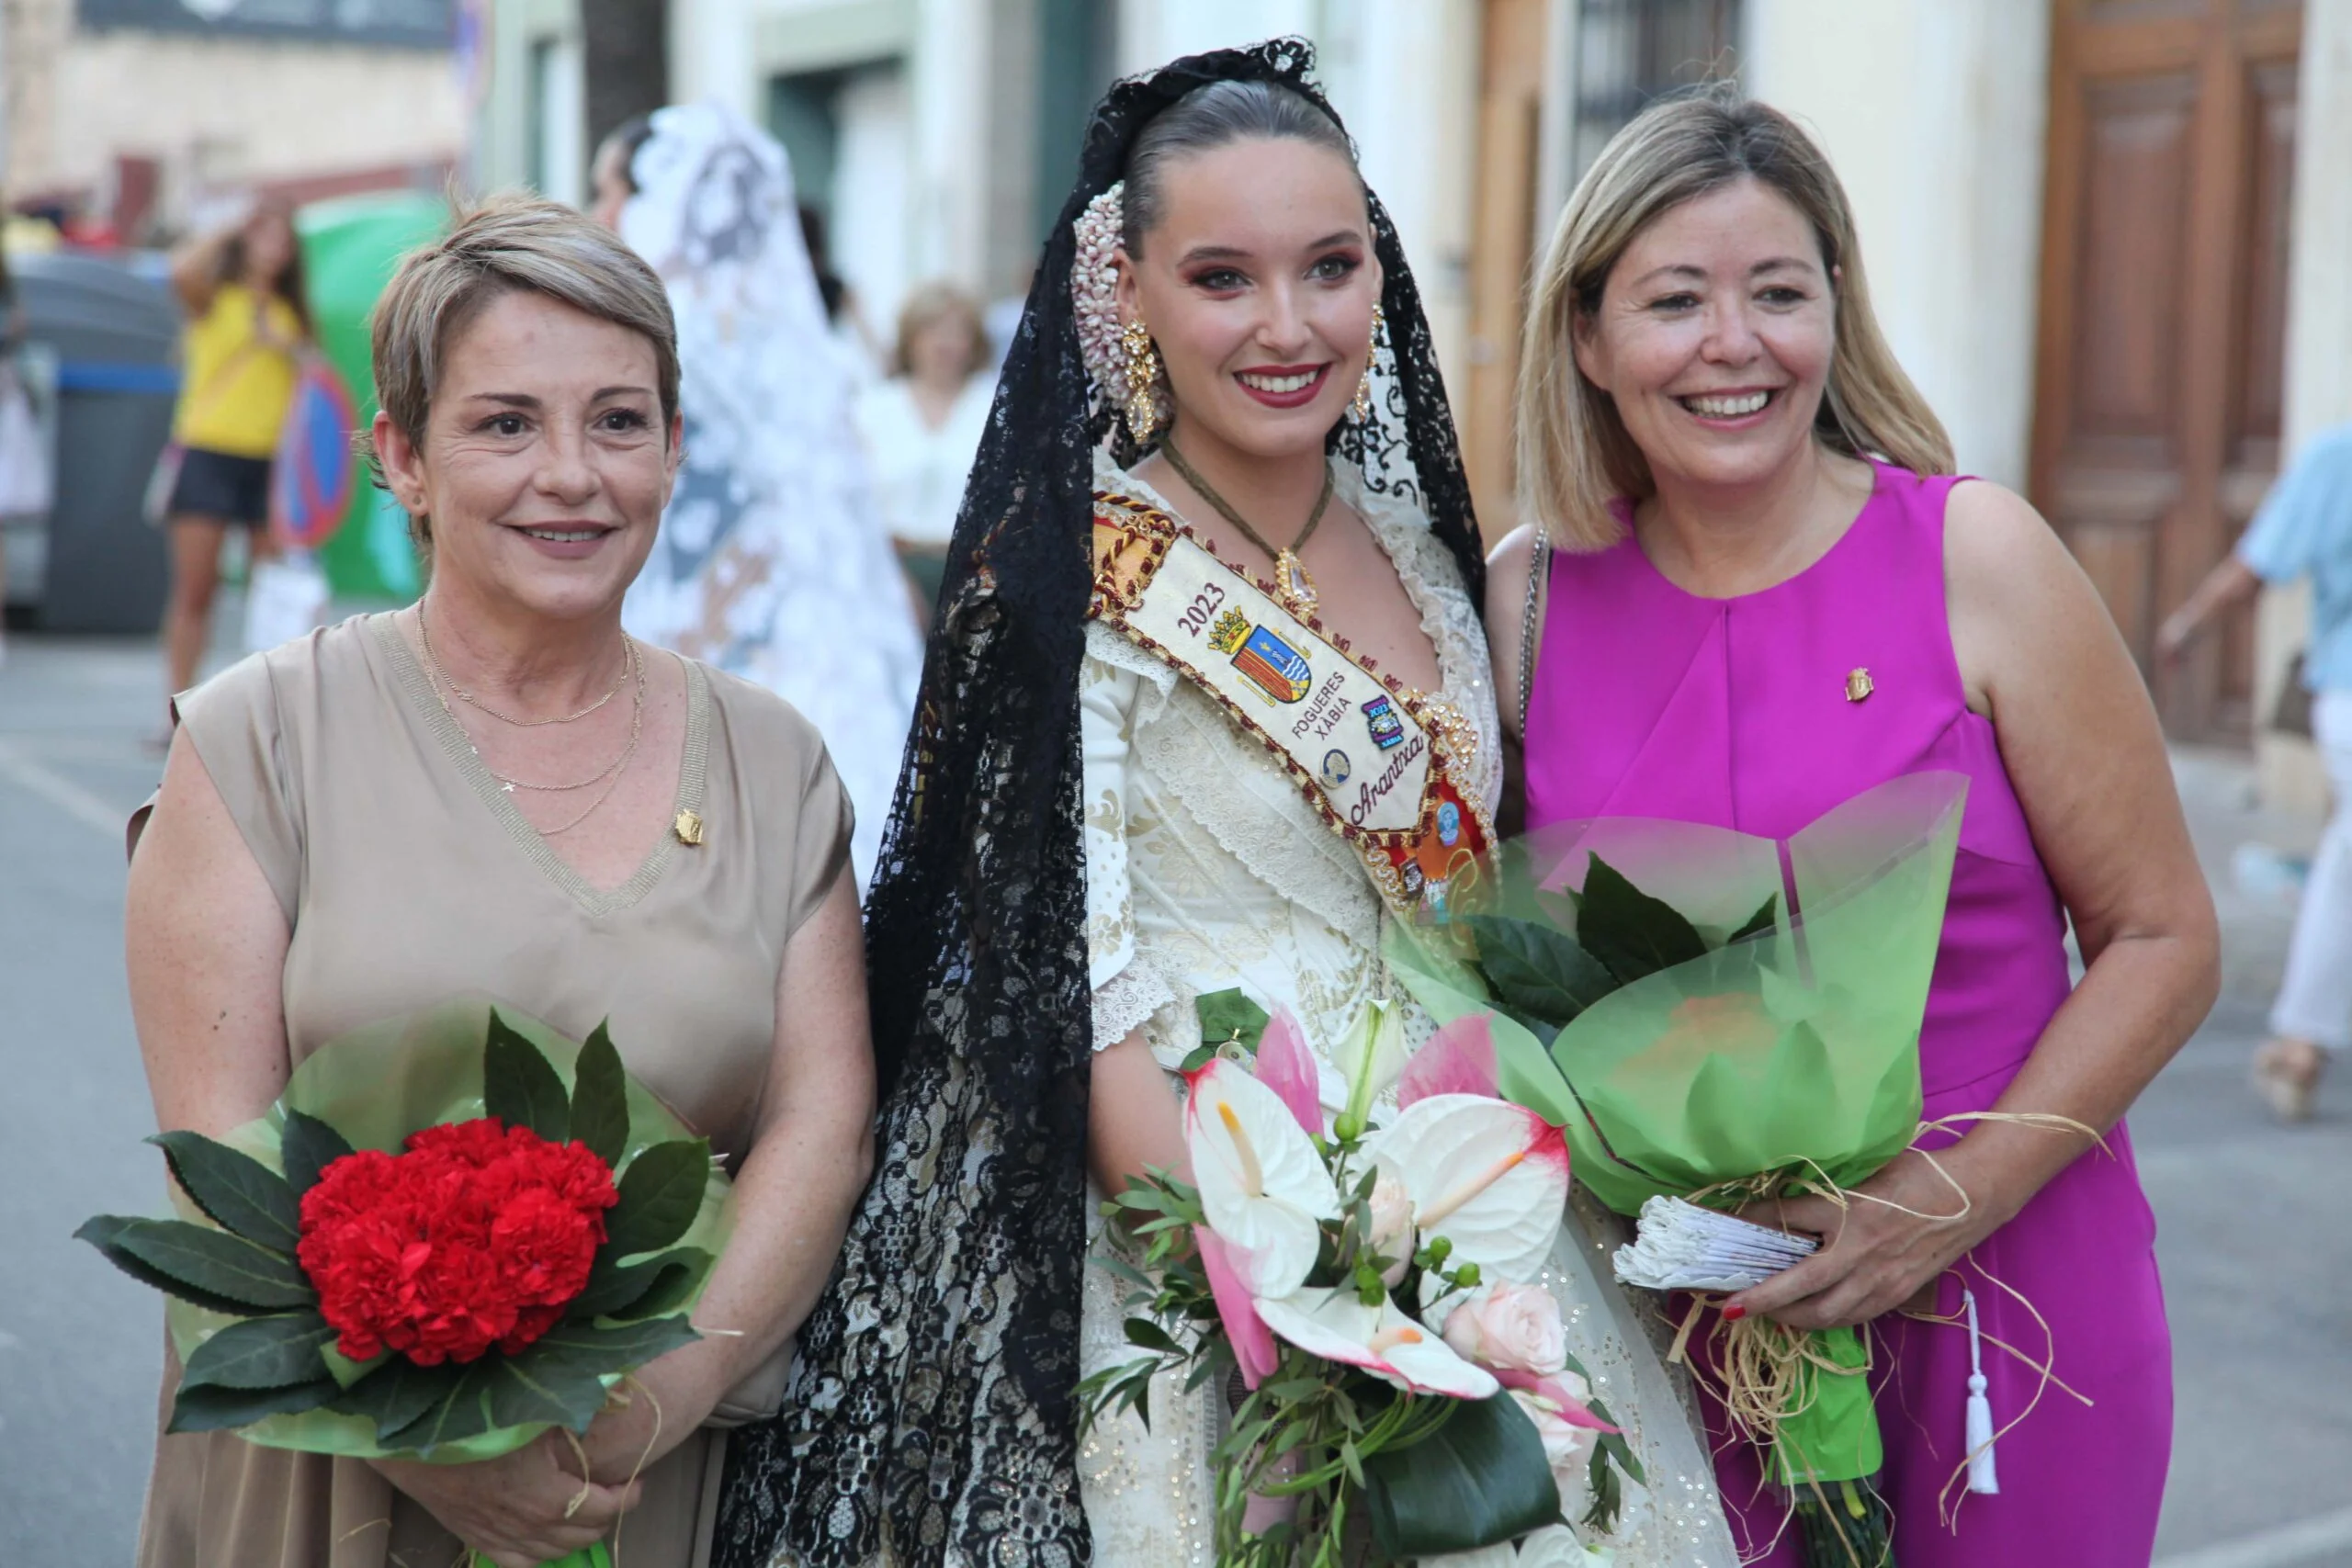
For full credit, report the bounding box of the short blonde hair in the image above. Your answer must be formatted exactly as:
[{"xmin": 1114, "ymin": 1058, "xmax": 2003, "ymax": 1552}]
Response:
[
  {"xmin": 889, "ymin": 281, "xmax": 990, "ymax": 379},
  {"xmin": 1517, "ymin": 86, "xmax": 1952, "ymax": 550},
  {"xmin": 369, "ymin": 192, "xmax": 679, "ymax": 558}
]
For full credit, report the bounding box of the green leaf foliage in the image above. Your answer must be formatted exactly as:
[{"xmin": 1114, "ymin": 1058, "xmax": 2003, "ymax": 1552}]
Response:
[
  {"xmin": 75, "ymin": 1215, "xmax": 277, "ymax": 1317},
  {"xmin": 529, "ymin": 1314, "xmax": 703, "ymax": 1373},
  {"xmin": 1361, "ymin": 1393, "xmax": 1564, "ymax": 1557},
  {"xmin": 376, "ymin": 1359, "xmax": 502, "ymax": 1452},
  {"xmin": 483, "ymin": 1010, "xmax": 571, "ymax": 1145},
  {"xmin": 278, "ymin": 1109, "xmax": 356, "ymax": 1200},
  {"xmin": 479, "ymin": 1343, "xmax": 614, "ymax": 1433},
  {"xmin": 1195, "ymin": 987, "xmax": 1271, "ymax": 1053},
  {"xmin": 167, "ymin": 1376, "xmax": 342, "ymax": 1434},
  {"xmin": 568, "ymin": 1021, "xmax": 631, "ymax": 1169},
  {"xmin": 605, "ymin": 1139, "xmax": 711, "ymax": 1258},
  {"xmin": 147, "ymin": 1131, "xmax": 302, "ymax": 1251},
  {"xmin": 179, "ymin": 1311, "xmax": 338, "ymax": 1392},
  {"xmin": 1462, "ymin": 914, "xmax": 1619, "ymax": 1028},
  {"xmin": 566, "ymin": 1247, "xmax": 710, "ymax": 1323},
  {"xmin": 1575, "ymin": 854, "xmax": 1709, "ymax": 983},
  {"xmin": 92, "ymin": 1218, "xmax": 312, "ymax": 1311},
  {"xmin": 331, "ymin": 1357, "xmax": 465, "ymax": 1443},
  {"xmin": 1727, "ymin": 894, "xmax": 1780, "ymax": 945}
]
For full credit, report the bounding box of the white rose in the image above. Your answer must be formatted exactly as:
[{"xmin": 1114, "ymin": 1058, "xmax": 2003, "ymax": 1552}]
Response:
[
  {"xmin": 1442, "ymin": 1281, "xmax": 1568, "ymax": 1375},
  {"xmin": 1510, "ymin": 1383, "xmax": 1598, "ymax": 1486},
  {"xmin": 1368, "ymin": 1170, "xmax": 1415, "ymax": 1286}
]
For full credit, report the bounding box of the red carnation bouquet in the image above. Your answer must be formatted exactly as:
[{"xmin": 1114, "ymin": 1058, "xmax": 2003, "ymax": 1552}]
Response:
[{"xmin": 81, "ymin": 1003, "xmax": 731, "ymax": 1568}]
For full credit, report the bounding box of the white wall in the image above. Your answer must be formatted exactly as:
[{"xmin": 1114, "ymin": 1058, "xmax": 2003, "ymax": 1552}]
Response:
[
  {"xmin": 1740, "ymin": 0, "xmax": 2050, "ymax": 491},
  {"xmin": 12, "ymin": 21, "xmax": 463, "ymax": 219},
  {"xmin": 834, "ymin": 63, "xmax": 914, "ymax": 338},
  {"xmin": 1114, "ymin": 0, "xmax": 1316, "ymax": 76}
]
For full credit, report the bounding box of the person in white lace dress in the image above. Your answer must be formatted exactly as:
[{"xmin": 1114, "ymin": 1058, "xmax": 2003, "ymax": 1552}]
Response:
[
  {"xmin": 1070, "ymin": 77, "xmax": 1737, "ymax": 1568},
  {"xmin": 599, "ymin": 102, "xmax": 922, "ymax": 888}
]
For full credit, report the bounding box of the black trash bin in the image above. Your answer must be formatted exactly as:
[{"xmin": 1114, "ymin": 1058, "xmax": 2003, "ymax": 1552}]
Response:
[{"xmin": 16, "ymin": 253, "xmax": 179, "ymax": 633}]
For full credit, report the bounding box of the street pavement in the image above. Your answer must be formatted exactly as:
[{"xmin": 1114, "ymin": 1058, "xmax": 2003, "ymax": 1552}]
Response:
[{"xmin": 0, "ymin": 617, "xmax": 2347, "ymax": 1565}]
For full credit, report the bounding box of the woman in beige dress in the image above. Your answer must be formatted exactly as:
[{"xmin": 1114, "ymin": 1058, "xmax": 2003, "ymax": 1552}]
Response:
[{"xmin": 123, "ymin": 195, "xmax": 877, "ymax": 1567}]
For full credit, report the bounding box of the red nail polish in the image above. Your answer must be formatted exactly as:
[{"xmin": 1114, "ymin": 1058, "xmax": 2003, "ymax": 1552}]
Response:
[{"xmin": 1722, "ymin": 1303, "xmax": 1747, "ymax": 1323}]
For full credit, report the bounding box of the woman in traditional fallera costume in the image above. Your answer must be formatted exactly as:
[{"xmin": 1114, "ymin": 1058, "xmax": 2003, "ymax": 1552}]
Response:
[{"xmin": 714, "ymin": 42, "xmax": 1736, "ymax": 1567}]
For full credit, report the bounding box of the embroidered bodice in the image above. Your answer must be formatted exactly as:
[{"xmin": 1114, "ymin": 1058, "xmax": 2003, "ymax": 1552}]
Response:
[{"xmin": 1080, "ymin": 450, "xmax": 1500, "ymax": 1076}]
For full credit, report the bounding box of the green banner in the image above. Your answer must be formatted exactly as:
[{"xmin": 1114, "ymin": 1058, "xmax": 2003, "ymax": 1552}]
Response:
[{"xmin": 294, "ymin": 192, "xmax": 445, "ymax": 604}]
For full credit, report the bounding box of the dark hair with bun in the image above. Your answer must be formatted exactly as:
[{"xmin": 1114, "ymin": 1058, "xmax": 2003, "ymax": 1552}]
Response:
[{"xmin": 1120, "ymin": 78, "xmax": 1362, "ymax": 256}]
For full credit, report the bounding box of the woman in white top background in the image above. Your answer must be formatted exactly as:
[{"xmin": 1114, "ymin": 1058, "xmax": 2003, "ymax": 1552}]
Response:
[{"xmin": 852, "ymin": 282, "xmax": 994, "ymax": 611}]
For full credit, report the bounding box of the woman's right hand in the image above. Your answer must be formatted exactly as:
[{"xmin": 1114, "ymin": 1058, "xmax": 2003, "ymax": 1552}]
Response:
[{"xmin": 372, "ymin": 1433, "xmax": 640, "ymax": 1567}]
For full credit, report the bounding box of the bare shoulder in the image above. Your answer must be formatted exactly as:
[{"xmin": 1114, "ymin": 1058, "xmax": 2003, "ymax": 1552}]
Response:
[
  {"xmin": 1484, "ymin": 525, "xmax": 1543, "ymax": 739},
  {"xmin": 1942, "ymin": 479, "xmax": 2081, "ymax": 604},
  {"xmin": 1942, "ymin": 478, "xmax": 2133, "ymax": 717}
]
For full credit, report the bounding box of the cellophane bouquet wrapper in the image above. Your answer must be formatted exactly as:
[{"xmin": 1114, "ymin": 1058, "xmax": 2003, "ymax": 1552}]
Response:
[{"xmin": 1385, "ymin": 773, "xmax": 1967, "ymax": 1509}]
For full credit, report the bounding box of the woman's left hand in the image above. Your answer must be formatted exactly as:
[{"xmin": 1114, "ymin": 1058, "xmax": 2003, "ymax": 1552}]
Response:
[{"xmin": 1725, "ymin": 1147, "xmax": 2011, "ymax": 1331}]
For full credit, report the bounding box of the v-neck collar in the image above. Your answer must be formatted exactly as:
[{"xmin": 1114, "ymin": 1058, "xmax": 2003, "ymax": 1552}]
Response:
[{"xmin": 371, "ymin": 612, "xmax": 710, "ymax": 918}]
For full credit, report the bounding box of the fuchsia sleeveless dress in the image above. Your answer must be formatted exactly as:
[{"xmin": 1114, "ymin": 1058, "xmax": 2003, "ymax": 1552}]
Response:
[{"xmin": 1524, "ymin": 463, "xmax": 2171, "ymax": 1565}]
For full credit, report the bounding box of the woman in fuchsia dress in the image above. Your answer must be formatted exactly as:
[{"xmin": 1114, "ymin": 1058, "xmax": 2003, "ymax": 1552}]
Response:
[{"xmin": 1487, "ymin": 88, "xmax": 2218, "ymax": 1564}]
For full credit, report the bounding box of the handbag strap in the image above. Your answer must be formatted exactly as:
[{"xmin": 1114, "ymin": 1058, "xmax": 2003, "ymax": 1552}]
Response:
[{"xmin": 1517, "ymin": 526, "xmax": 1550, "ymax": 738}]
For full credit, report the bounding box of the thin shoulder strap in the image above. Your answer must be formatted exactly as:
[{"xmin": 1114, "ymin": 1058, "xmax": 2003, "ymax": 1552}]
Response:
[{"xmin": 1517, "ymin": 528, "xmax": 1550, "ymax": 738}]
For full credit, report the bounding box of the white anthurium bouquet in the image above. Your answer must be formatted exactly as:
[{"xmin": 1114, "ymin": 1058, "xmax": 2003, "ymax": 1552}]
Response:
[{"xmin": 1080, "ymin": 993, "xmax": 1645, "ymax": 1565}]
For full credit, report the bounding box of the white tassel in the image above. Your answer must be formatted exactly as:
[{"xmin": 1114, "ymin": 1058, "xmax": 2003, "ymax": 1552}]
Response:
[{"xmin": 1963, "ymin": 1287, "xmax": 1999, "ymax": 1495}]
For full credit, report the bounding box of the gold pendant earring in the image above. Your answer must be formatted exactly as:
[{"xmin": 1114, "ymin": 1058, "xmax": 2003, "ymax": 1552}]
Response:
[
  {"xmin": 1351, "ymin": 303, "xmax": 1385, "ymax": 423},
  {"xmin": 1120, "ymin": 319, "xmax": 1161, "ymax": 445}
]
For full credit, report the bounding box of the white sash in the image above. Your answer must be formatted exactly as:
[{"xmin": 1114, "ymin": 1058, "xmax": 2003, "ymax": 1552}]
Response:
[{"xmin": 1090, "ymin": 490, "xmax": 1489, "ymax": 915}]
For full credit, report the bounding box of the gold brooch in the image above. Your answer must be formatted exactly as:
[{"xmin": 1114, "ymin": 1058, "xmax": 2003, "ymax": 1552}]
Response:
[
  {"xmin": 1845, "ymin": 668, "xmax": 1875, "ymax": 704},
  {"xmin": 673, "ymin": 809, "xmax": 706, "ymax": 846}
]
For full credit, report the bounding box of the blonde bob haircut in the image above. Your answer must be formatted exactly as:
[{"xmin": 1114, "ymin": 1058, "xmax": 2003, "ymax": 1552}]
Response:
[
  {"xmin": 368, "ymin": 192, "xmax": 680, "ymax": 561},
  {"xmin": 888, "ymin": 280, "xmax": 992, "ymax": 379},
  {"xmin": 1517, "ymin": 85, "xmax": 1952, "ymax": 551}
]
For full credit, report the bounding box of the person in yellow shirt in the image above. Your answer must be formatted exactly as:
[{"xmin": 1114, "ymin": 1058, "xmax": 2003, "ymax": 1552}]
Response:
[{"xmin": 160, "ymin": 200, "xmax": 309, "ymax": 700}]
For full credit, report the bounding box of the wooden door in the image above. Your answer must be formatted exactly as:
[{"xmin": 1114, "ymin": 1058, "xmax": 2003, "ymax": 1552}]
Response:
[
  {"xmin": 1463, "ymin": 0, "xmax": 1550, "ymax": 533},
  {"xmin": 2031, "ymin": 0, "xmax": 2301, "ymax": 743}
]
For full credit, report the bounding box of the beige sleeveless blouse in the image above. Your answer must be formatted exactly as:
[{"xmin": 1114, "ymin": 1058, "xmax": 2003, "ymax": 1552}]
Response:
[{"xmin": 135, "ymin": 613, "xmax": 854, "ymax": 1568}]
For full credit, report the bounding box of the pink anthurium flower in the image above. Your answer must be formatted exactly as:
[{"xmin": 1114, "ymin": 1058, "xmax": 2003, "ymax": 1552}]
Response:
[
  {"xmin": 1196, "ymin": 1228, "xmax": 1282, "ymax": 1390},
  {"xmin": 1398, "ymin": 1014, "xmax": 1501, "ymax": 1107},
  {"xmin": 1491, "ymin": 1366, "xmax": 1621, "ymax": 1434},
  {"xmin": 1184, "ymin": 1057, "xmax": 1340, "ymax": 1296},
  {"xmin": 1254, "ymin": 1006, "xmax": 1325, "ymax": 1135},
  {"xmin": 1363, "ymin": 1094, "xmax": 1570, "ymax": 1291},
  {"xmin": 1253, "ymin": 1286, "xmax": 1501, "ymax": 1399}
]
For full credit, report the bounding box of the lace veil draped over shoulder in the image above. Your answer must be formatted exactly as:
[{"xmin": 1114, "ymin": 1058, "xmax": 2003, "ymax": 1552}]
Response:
[
  {"xmin": 711, "ymin": 39, "xmax": 1484, "ymax": 1568},
  {"xmin": 616, "ymin": 102, "xmax": 922, "ymax": 885}
]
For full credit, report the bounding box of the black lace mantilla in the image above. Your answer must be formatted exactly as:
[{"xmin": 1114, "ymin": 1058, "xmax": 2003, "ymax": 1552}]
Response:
[{"xmin": 714, "ymin": 39, "xmax": 1485, "ymax": 1568}]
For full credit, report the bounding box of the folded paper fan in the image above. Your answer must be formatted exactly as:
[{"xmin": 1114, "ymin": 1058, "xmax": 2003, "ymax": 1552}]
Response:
[{"xmin": 1611, "ymin": 1195, "xmax": 1818, "ymax": 1292}]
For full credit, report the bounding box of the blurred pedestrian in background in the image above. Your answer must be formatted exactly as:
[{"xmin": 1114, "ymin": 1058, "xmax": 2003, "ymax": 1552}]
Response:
[
  {"xmin": 156, "ymin": 201, "xmax": 310, "ymax": 707},
  {"xmin": 594, "ymin": 103, "xmax": 921, "ymax": 889},
  {"xmin": 853, "ymin": 281, "xmax": 992, "ymax": 612},
  {"xmin": 2161, "ymin": 422, "xmax": 2352, "ymax": 1121}
]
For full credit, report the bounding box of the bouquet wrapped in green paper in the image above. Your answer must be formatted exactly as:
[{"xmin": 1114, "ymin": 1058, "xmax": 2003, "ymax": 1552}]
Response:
[
  {"xmin": 1385, "ymin": 773, "xmax": 1969, "ymax": 1568},
  {"xmin": 80, "ymin": 1001, "xmax": 733, "ymax": 1568}
]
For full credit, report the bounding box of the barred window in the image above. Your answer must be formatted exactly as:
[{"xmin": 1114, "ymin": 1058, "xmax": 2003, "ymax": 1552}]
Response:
[{"xmin": 1566, "ymin": 0, "xmax": 1744, "ymax": 182}]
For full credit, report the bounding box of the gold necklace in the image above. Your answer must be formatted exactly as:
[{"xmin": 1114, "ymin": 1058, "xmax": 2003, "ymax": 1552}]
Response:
[
  {"xmin": 417, "ymin": 614, "xmax": 646, "ymax": 809},
  {"xmin": 1160, "ymin": 440, "xmax": 1335, "ymax": 617},
  {"xmin": 528, "ymin": 649, "xmax": 648, "ymax": 836},
  {"xmin": 416, "ymin": 602, "xmax": 628, "ymax": 727},
  {"xmin": 486, "ymin": 646, "xmax": 643, "ymax": 794}
]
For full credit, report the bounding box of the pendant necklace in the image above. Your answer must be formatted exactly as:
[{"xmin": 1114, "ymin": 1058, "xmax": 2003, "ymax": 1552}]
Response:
[{"xmin": 1160, "ymin": 440, "xmax": 1334, "ymax": 618}]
